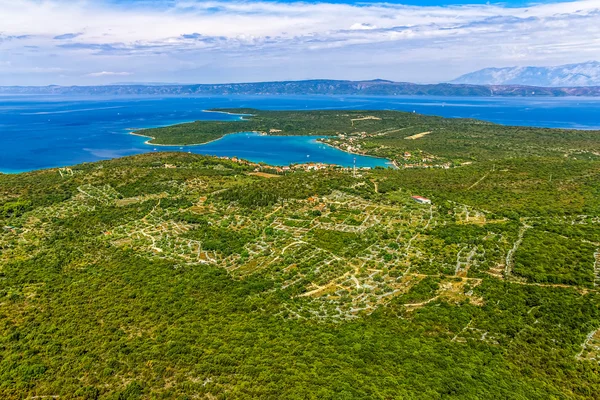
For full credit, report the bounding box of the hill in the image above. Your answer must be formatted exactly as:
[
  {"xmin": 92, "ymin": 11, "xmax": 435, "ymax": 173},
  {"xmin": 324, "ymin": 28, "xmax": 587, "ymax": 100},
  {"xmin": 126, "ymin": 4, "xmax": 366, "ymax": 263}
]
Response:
[
  {"xmin": 2, "ymin": 79, "xmax": 600, "ymax": 97},
  {"xmin": 1, "ymin": 110, "xmax": 600, "ymax": 398},
  {"xmin": 451, "ymin": 61, "xmax": 600, "ymax": 87}
]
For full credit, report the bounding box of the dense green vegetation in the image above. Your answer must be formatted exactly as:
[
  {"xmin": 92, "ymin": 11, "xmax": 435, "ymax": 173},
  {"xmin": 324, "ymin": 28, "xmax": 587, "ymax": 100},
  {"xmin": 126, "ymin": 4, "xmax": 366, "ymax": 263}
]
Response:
[
  {"xmin": 514, "ymin": 229, "xmax": 596, "ymax": 286},
  {"xmin": 308, "ymin": 229, "xmax": 373, "ymax": 257},
  {"xmin": 2, "ymin": 108, "xmax": 600, "ymax": 398},
  {"xmin": 183, "ymin": 223, "xmax": 257, "ymax": 256},
  {"xmin": 136, "ymin": 109, "xmax": 600, "ymax": 166}
]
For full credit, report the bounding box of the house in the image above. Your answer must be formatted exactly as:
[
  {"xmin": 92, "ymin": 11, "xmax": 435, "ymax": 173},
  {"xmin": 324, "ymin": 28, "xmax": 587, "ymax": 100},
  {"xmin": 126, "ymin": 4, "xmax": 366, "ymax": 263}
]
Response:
[{"xmin": 411, "ymin": 196, "xmax": 431, "ymax": 205}]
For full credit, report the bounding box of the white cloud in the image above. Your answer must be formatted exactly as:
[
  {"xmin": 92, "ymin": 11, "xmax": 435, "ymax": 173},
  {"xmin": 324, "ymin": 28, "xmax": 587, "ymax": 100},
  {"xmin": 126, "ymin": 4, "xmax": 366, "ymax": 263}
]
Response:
[
  {"xmin": 350, "ymin": 23, "xmax": 378, "ymax": 30},
  {"xmin": 86, "ymin": 71, "xmax": 132, "ymax": 77},
  {"xmin": 0, "ymin": 0, "xmax": 599, "ymax": 84}
]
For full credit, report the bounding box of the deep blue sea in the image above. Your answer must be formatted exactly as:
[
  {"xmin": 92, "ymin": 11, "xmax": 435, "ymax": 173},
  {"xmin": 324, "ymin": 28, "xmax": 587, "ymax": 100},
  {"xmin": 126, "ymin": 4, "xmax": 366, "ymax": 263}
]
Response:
[{"xmin": 1, "ymin": 94, "xmax": 599, "ymax": 173}]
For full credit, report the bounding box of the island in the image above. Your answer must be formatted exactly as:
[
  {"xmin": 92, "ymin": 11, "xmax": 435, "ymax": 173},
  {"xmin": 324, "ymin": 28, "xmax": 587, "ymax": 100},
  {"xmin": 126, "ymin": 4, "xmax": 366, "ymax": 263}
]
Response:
[
  {"xmin": 3, "ymin": 79, "xmax": 600, "ymax": 97},
  {"xmin": 1, "ymin": 109, "xmax": 600, "ymax": 398}
]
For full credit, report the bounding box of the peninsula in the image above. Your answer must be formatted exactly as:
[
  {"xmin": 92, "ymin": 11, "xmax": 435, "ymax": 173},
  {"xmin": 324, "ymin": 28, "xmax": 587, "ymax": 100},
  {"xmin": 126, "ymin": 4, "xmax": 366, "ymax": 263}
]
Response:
[{"xmin": 135, "ymin": 108, "xmax": 600, "ymax": 167}]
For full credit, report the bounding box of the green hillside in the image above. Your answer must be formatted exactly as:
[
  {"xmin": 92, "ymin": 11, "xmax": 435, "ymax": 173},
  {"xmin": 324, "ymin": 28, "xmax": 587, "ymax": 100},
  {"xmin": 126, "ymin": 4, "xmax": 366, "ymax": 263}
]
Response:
[{"xmin": 2, "ymin": 110, "xmax": 600, "ymax": 398}]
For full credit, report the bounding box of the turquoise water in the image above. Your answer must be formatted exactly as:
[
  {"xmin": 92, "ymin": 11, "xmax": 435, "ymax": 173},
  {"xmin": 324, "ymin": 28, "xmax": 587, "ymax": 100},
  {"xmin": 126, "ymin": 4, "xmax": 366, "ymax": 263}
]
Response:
[
  {"xmin": 146, "ymin": 132, "xmax": 390, "ymax": 168},
  {"xmin": 1, "ymin": 94, "xmax": 599, "ymax": 173}
]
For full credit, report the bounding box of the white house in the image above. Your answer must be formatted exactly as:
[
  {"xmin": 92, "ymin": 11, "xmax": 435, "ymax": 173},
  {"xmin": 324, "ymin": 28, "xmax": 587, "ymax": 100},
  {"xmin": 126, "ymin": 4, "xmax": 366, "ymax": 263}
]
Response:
[{"xmin": 411, "ymin": 196, "xmax": 431, "ymax": 205}]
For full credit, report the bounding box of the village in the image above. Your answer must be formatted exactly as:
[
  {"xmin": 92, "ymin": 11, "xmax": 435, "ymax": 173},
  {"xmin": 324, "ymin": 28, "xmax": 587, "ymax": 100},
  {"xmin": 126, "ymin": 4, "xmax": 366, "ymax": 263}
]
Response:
[
  {"xmin": 168, "ymin": 155, "xmax": 374, "ymax": 175},
  {"xmin": 317, "ymin": 134, "xmax": 454, "ymax": 170}
]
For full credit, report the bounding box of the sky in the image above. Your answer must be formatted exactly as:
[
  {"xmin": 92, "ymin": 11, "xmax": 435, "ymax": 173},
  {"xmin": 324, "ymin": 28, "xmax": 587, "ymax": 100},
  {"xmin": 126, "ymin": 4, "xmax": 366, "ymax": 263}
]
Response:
[{"xmin": 0, "ymin": 0, "xmax": 599, "ymax": 85}]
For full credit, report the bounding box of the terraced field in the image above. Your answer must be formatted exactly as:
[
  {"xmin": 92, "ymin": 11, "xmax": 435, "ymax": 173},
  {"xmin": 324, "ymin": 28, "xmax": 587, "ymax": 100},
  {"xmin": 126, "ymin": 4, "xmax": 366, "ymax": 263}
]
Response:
[{"xmin": 1, "ymin": 112, "xmax": 600, "ymax": 398}]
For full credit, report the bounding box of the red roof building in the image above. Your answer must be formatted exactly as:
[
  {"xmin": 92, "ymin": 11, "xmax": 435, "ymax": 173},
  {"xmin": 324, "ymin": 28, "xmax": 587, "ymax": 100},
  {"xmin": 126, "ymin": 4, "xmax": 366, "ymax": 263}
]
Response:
[{"xmin": 411, "ymin": 196, "xmax": 431, "ymax": 204}]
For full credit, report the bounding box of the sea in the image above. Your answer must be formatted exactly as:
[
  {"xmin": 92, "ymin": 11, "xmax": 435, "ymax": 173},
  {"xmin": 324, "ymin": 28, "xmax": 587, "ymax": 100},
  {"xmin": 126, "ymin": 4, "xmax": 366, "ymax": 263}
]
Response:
[{"xmin": 1, "ymin": 94, "xmax": 600, "ymax": 173}]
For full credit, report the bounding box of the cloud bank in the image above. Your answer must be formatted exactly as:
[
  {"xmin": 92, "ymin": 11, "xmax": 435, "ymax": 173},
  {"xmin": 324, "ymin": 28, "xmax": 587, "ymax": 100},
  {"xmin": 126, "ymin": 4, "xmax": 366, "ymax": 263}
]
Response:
[
  {"xmin": 86, "ymin": 71, "xmax": 132, "ymax": 77},
  {"xmin": 0, "ymin": 0, "xmax": 599, "ymax": 84}
]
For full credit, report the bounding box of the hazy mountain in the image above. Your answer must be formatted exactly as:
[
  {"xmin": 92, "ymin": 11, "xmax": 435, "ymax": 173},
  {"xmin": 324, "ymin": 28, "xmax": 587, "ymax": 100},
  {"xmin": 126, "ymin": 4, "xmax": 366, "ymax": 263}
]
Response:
[
  {"xmin": 113, "ymin": 81, "xmax": 183, "ymax": 86},
  {"xmin": 1, "ymin": 79, "xmax": 600, "ymax": 97},
  {"xmin": 451, "ymin": 61, "xmax": 600, "ymax": 87}
]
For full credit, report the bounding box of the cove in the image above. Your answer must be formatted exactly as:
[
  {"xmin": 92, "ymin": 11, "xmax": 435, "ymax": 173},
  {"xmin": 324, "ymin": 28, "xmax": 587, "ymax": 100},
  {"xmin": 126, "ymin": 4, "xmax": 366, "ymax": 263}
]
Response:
[{"xmin": 139, "ymin": 132, "xmax": 391, "ymax": 168}]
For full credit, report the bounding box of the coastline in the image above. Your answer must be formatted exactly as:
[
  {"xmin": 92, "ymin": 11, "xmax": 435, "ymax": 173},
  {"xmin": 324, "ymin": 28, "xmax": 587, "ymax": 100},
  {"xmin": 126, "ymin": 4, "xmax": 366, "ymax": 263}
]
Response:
[
  {"xmin": 0, "ymin": 168, "xmax": 30, "ymax": 175},
  {"xmin": 201, "ymin": 109, "xmax": 253, "ymax": 121},
  {"xmin": 131, "ymin": 129, "xmax": 395, "ymax": 168},
  {"xmin": 129, "ymin": 130, "xmax": 227, "ymax": 147},
  {"xmin": 316, "ymin": 138, "xmax": 396, "ymax": 168},
  {"xmin": 6, "ymin": 97, "xmax": 599, "ymax": 175},
  {"xmin": 129, "ymin": 130, "xmax": 267, "ymax": 147},
  {"xmin": 127, "ymin": 108, "xmax": 252, "ymax": 147}
]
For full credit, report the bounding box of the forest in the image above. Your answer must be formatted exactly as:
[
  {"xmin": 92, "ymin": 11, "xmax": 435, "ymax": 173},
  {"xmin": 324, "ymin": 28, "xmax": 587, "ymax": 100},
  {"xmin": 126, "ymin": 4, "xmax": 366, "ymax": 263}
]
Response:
[{"xmin": 1, "ymin": 108, "xmax": 600, "ymax": 399}]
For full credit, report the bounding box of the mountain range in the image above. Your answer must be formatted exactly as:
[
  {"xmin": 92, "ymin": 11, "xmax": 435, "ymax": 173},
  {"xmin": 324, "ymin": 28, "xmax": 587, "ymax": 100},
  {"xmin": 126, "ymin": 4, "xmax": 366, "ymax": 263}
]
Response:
[
  {"xmin": 1, "ymin": 79, "xmax": 600, "ymax": 97},
  {"xmin": 451, "ymin": 61, "xmax": 600, "ymax": 87}
]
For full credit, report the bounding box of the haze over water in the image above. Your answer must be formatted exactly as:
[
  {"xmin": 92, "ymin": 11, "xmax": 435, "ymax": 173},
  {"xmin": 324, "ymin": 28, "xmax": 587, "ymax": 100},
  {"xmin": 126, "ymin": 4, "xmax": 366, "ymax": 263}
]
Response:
[{"xmin": 1, "ymin": 94, "xmax": 599, "ymax": 173}]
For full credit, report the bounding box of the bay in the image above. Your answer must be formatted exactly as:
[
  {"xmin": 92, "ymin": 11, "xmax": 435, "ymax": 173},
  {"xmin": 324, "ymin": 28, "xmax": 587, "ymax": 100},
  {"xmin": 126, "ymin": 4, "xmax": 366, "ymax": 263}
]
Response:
[{"xmin": 1, "ymin": 94, "xmax": 599, "ymax": 173}]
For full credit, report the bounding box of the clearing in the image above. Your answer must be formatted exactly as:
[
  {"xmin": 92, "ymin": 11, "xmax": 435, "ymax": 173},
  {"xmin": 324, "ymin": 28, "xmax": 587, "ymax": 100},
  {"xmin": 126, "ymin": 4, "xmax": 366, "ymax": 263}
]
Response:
[{"xmin": 405, "ymin": 131, "xmax": 432, "ymax": 140}]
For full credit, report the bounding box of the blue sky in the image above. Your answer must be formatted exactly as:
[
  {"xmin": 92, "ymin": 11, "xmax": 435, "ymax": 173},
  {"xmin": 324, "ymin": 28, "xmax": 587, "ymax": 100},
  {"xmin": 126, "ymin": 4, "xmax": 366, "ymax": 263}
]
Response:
[
  {"xmin": 109, "ymin": 0, "xmax": 578, "ymax": 6},
  {"xmin": 0, "ymin": 0, "xmax": 598, "ymax": 85}
]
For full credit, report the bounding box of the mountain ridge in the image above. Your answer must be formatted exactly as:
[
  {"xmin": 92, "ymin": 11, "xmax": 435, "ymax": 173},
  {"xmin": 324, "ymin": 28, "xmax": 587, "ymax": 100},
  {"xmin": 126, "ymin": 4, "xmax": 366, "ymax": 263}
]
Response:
[
  {"xmin": 1, "ymin": 79, "xmax": 600, "ymax": 97},
  {"xmin": 451, "ymin": 61, "xmax": 600, "ymax": 87}
]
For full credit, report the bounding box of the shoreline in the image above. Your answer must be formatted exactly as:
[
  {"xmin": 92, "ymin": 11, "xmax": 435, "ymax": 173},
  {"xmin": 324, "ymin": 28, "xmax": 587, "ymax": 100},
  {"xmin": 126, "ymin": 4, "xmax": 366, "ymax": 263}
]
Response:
[
  {"xmin": 131, "ymin": 129, "xmax": 394, "ymax": 168},
  {"xmin": 129, "ymin": 130, "xmax": 226, "ymax": 147},
  {"xmin": 129, "ymin": 129, "xmax": 267, "ymax": 147},
  {"xmin": 127, "ymin": 108, "xmax": 252, "ymax": 147},
  {"xmin": 316, "ymin": 138, "xmax": 396, "ymax": 168},
  {"xmin": 201, "ymin": 109, "xmax": 253, "ymax": 121},
  {"xmin": 3, "ymin": 131, "xmax": 390, "ymax": 175},
  {"xmin": 8, "ymin": 111, "xmax": 398, "ymax": 175},
  {"xmin": 0, "ymin": 169, "xmax": 30, "ymax": 175}
]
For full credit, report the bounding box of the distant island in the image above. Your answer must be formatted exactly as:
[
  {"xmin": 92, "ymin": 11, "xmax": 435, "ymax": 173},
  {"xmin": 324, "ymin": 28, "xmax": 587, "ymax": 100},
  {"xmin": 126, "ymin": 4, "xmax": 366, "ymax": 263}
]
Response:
[
  {"xmin": 452, "ymin": 61, "xmax": 600, "ymax": 87},
  {"xmin": 1, "ymin": 79, "xmax": 600, "ymax": 97}
]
